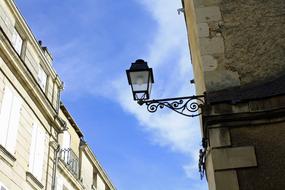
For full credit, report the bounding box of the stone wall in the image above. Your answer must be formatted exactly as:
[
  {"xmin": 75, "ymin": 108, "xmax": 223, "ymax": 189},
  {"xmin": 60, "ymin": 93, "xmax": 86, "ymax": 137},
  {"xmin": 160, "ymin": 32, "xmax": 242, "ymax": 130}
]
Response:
[
  {"xmin": 183, "ymin": 1, "xmax": 285, "ymax": 190},
  {"xmin": 231, "ymin": 122, "xmax": 285, "ymax": 190},
  {"xmin": 203, "ymin": 93, "xmax": 285, "ymax": 190}
]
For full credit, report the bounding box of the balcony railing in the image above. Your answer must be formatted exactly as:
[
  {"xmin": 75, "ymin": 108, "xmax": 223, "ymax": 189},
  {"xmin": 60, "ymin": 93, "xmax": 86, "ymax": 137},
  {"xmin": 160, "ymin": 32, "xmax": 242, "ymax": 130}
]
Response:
[{"xmin": 60, "ymin": 148, "xmax": 79, "ymax": 179}]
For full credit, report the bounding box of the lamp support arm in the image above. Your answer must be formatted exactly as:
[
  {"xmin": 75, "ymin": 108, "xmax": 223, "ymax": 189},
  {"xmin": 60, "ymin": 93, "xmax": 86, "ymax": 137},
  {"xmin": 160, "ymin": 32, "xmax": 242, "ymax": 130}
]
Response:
[{"xmin": 137, "ymin": 95, "xmax": 205, "ymax": 117}]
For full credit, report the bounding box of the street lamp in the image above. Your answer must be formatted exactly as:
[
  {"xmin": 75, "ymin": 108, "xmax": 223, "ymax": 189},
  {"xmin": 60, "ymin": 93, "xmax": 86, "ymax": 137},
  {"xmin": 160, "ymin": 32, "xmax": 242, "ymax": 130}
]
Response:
[
  {"xmin": 126, "ymin": 59, "xmax": 205, "ymax": 117},
  {"xmin": 127, "ymin": 59, "xmax": 207, "ymax": 177},
  {"xmin": 126, "ymin": 59, "xmax": 207, "ymax": 178},
  {"xmin": 126, "ymin": 59, "xmax": 154, "ymax": 102}
]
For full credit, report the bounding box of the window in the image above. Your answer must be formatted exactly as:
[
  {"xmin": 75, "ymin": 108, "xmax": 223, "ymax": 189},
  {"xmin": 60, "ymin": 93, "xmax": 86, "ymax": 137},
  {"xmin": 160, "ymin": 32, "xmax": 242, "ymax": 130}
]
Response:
[
  {"xmin": 37, "ymin": 66, "xmax": 47, "ymax": 90},
  {"xmin": 11, "ymin": 28, "xmax": 23, "ymax": 55},
  {"xmin": 0, "ymin": 86, "xmax": 21, "ymax": 153},
  {"xmin": 0, "ymin": 4, "xmax": 11, "ymax": 27},
  {"xmin": 29, "ymin": 123, "xmax": 45, "ymax": 181}
]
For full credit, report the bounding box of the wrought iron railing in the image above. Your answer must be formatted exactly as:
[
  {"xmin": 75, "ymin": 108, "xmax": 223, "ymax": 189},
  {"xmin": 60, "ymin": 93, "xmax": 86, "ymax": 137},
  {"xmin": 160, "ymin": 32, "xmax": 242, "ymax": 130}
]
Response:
[{"xmin": 60, "ymin": 148, "xmax": 79, "ymax": 178}]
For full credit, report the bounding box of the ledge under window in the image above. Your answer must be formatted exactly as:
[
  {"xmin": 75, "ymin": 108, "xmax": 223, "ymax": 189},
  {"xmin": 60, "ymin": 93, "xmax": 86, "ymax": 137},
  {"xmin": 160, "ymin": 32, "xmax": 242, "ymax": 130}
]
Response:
[
  {"xmin": 0, "ymin": 144, "xmax": 16, "ymax": 167},
  {"xmin": 26, "ymin": 172, "xmax": 44, "ymax": 190}
]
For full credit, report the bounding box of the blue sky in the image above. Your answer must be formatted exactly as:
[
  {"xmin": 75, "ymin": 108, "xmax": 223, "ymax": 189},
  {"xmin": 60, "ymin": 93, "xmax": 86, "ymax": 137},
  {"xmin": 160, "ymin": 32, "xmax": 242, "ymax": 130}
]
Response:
[{"xmin": 16, "ymin": 0, "xmax": 207, "ymax": 190}]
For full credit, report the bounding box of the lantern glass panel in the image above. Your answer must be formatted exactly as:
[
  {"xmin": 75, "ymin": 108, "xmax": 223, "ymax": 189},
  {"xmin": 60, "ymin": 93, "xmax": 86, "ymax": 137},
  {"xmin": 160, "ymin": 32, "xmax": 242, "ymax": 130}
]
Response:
[
  {"xmin": 148, "ymin": 81, "xmax": 152, "ymax": 96},
  {"xmin": 129, "ymin": 71, "xmax": 150, "ymax": 92},
  {"xmin": 134, "ymin": 92, "xmax": 147, "ymax": 100}
]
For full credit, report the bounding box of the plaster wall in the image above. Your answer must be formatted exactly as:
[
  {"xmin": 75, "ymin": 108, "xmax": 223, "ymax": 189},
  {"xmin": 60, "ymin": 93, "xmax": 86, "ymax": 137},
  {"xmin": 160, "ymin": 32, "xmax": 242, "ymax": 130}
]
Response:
[
  {"xmin": 58, "ymin": 109, "xmax": 80, "ymax": 156},
  {"xmin": 184, "ymin": 0, "xmax": 285, "ymax": 92},
  {"xmin": 57, "ymin": 172, "xmax": 77, "ymax": 190},
  {"xmin": 220, "ymin": 0, "xmax": 285, "ymax": 86},
  {"xmin": 231, "ymin": 122, "xmax": 285, "ymax": 190},
  {"xmin": 0, "ymin": 0, "xmax": 62, "ymax": 110},
  {"xmin": 81, "ymin": 152, "xmax": 94, "ymax": 189},
  {"xmin": 0, "ymin": 56, "xmax": 53, "ymax": 190},
  {"xmin": 204, "ymin": 94, "xmax": 285, "ymax": 190},
  {"xmin": 0, "ymin": 0, "xmax": 15, "ymax": 40}
]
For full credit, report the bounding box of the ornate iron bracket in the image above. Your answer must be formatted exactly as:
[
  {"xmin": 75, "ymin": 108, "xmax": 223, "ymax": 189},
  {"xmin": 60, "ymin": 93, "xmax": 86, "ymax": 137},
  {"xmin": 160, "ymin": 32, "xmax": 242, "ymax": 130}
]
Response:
[
  {"xmin": 198, "ymin": 137, "xmax": 208, "ymax": 179},
  {"xmin": 137, "ymin": 95, "xmax": 205, "ymax": 117}
]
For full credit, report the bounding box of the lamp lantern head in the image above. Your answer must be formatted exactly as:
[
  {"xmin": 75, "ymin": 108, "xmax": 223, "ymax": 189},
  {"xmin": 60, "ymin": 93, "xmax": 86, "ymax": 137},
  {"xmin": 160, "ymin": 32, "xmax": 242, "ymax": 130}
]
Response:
[{"xmin": 126, "ymin": 59, "xmax": 154, "ymax": 101}]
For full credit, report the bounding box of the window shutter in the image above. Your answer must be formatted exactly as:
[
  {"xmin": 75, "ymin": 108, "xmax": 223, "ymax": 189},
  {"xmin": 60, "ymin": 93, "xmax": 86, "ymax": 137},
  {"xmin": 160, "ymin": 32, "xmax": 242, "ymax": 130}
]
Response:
[
  {"xmin": 62, "ymin": 131, "xmax": 71, "ymax": 150},
  {"xmin": 15, "ymin": 34, "xmax": 23, "ymax": 54},
  {"xmin": 34, "ymin": 127, "xmax": 45, "ymax": 180},
  {"xmin": 29, "ymin": 123, "xmax": 38, "ymax": 174},
  {"xmin": 0, "ymin": 6, "xmax": 8, "ymax": 26},
  {"xmin": 6, "ymin": 94, "xmax": 21, "ymax": 153},
  {"xmin": 0, "ymin": 87, "xmax": 13, "ymax": 147},
  {"xmin": 61, "ymin": 131, "xmax": 71, "ymax": 163},
  {"xmin": 56, "ymin": 176, "xmax": 63, "ymax": 190},
  {"xmin": 29, "ymin": 123, "xmax": 45, "ymax": 181},
  {"xmin": 38, "ymin": 67, "xmax": 47, "ymax": 90},
  {"xmin": 4, "ymin": 15, "xmax": 10, "ymax": 26},
  {"xmin": 12, "ymin": 29, "xmax": 23, "ymax": 55}
]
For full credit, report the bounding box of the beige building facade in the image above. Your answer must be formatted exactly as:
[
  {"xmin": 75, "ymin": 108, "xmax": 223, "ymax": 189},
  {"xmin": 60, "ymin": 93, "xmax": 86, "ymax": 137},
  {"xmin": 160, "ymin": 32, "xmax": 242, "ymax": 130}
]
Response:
[
  {"xmin": 0, "ymin": 0, "xmax": 115, "ymax": 190},
  {"xmin": 182, "ymin": 0, "xmax": 285, "ymax": 190}
]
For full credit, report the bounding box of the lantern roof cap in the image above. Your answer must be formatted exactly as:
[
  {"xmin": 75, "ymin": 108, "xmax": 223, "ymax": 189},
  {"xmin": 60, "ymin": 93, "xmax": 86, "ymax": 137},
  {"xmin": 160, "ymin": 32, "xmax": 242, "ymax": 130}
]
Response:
[
  {"xmin": 129, "ymin": 59, "xmax": 150, "ymax": 71},
  {"xmin": 126, "ymin": 59, "xmax": 154, "ymax": 85}
]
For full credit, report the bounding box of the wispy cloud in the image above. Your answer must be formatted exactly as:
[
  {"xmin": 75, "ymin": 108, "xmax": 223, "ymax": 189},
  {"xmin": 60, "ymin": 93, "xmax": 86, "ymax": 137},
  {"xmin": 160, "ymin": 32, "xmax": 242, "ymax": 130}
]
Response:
[
  {"xmin": 53, "ymin": 0, "xmax": 204, "ymax": 182},
  {"xmin": 111, "ymin": 0, "xmax": 203, "ymax": 181}
]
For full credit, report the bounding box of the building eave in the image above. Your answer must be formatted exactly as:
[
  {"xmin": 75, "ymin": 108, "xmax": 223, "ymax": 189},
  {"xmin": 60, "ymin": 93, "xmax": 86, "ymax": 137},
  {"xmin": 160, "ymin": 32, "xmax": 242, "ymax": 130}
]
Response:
[
  {"xmin": 206, "ymin": 74, "xmax": 285, "ymax": 104},
  {"xmin": 60, "ymin": 103, "xmax": 84, "ymax": 138}
]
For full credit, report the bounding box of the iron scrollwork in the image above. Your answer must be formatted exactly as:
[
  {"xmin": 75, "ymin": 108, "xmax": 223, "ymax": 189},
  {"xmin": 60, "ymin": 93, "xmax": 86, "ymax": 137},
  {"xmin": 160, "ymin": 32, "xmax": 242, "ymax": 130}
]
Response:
[
  {"xmin": 198, "ymin": 137, "xmax": 208, "ymax": 179},
  {"xmin": 137, "ymin": 95, "xmax": 205, "ymax": 117}
]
